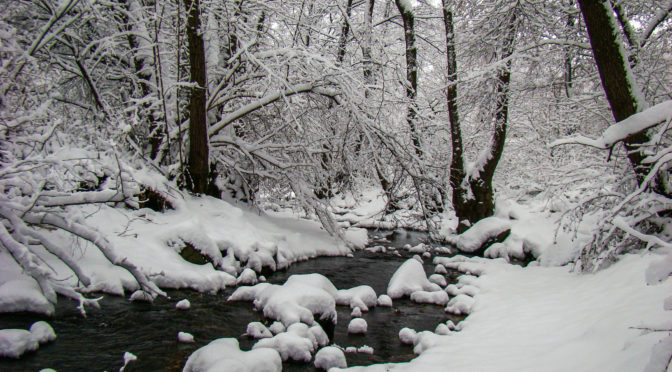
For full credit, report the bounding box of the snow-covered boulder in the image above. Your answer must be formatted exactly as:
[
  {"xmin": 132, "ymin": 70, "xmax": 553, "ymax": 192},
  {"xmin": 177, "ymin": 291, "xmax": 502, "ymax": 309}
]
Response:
[
  {"xmin": 184, "ymin": 338, "xmax": 281, "ymax": 372},
  {"xmin": 246, "ymin": 322, "xmax": 273, "ymax": 339},
  {"xmin": 377, "ymin": 294, "xmax": 393, "ymax": 307},
  {"xmin": 236, "ymin": 268, "xmax": 258, "ymax": 286},
  {"xmin": 387, "ymin": 259, "xmax": 441, "ymax": 299},
  {"xmin": 351, "ymin": 306, "xmax": 363, "ymax": 317},
  {"xmin": 0, "ymin": 329, "xmax": 37, "ymax": 358},
  {"xmin": 269, "ymin": 321, "xmax": 285, "ymax": 335},
  {"xmin": 176, "ymin": 299, "xmax": 191, "ymax": 310},
  {"xmin": 336, "ymin": 285, "xmax": 377, "ymax": 311},
  {"xmin": 428, "ymin": 273, "xmax": 447, "ymax": 287},
  {"xmin": 0, "ymin": 321, "xmax": 56, "ymax": 359},
  {"xmin": 348, "ymin": 318, "xmax": 368, "ymax": 334},
  {"xmin": 399, "ymin": 327, "xmax": 417, "ymax": 345},
  {"xmin": 358, "ymin": 345, "xmax": 374, "ymax": 354},
  {"xmin": 314, "ymin": 346, "xmax": 347, "ymax": 370},
  {"xmin": 410, "ymin": 290, "xmax": 449, "ymax": 306},
  {"xmin": 178, "ymin": 332, "xmax": 194, "ymax": 343},
  {"xmin": 253, "ymin": 331, "xmax": 315, "ymax": 362},
  {"xmin": 445, "ymin": 294, "xmax": 475, "ymax": 315},
  {"xmin": 456, "ymin": 217, "xmax": 511, "ymax": 253}
]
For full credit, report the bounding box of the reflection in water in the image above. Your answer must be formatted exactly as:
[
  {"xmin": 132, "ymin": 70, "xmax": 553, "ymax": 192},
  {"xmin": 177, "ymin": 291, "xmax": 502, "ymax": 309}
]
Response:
[{"xmin": 0, "ymin": 231, "xmax": 462, "ymax": 371}]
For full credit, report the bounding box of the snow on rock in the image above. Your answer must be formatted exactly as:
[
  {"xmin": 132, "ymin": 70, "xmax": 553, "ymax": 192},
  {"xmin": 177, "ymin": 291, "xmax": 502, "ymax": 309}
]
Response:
[
  {"xmin": 345, "ymin": 346, "xmax": 357, "ymax": 353},
  {"xmin": 445, "ymin": 294, "xmax": 475, "ymax": 315},
  {"xmin": 230, "ymin": 274, "xmax": 337, "ymax": 328},
  {"xmin": 236, "ymin": 268, "xmax": 258, "ymax": 286},
  {"xmin": 428, "ymin": 273, "xmax": 447, "ymax": 287},
  {"xmin": 178, "ymin": 332, "xmax": 195, "ymax": 343},
  {"xmin": 346, "ymin": 254, "xmax": 672, "ymax": 372},
  {"xmin": 314, "ymin": 346, "xmax": 347, "ymax": 370},
  {"xmin": 129, "ymin": 290, "xmax": 156, "ymax": 302},
  {"xmin": 387, "ymin": 259, "xmax": 441, "ymax": 299},
  {"xmin": 348, "ymin": 318, "xmax": 368, "ymax": 334},
  {"xmin": 29, "ymin": 321, "xmax": 56, "ymax": 344},
  {"xmin": 408, "ymin": 243, "xmax": 427, "ymax": 253},
  {"xmin": 246, "ymin": 322, "xmax": 273, "ymax": 339},
  {"xmin": 0, "ymin": 329, "xmax": 37, "ymax": 358},
  {"xmin": 445, "ymin": 283, "xmax": 479, "ymax": 297},
  {"xmin": 435, "ymin": 323, "xmax": 451, "ymax": 335},
  {"xmin": 410, "ymin": 290, "xmax": 449, "ymax": 306},
  {"xmin": 269, "ymin": 321, "xmax": 285, "ymax": 335},
  {"xmin": 253, "ymin": 330, "xmax": 315, "ymax": 362},
  {"xmin": 0, "ymin": 321, "xmax": 56, "ymax": 358},
  {"xmin": 351, "ymin": 307, "xmax": 362, "ymax": 317},
  {"xmin": 336, "ymin": 285, "xmax": 377, "ymax": 311},
  {"xmin": 0, "ymin": 250, "xmax": 54, "ymax": 315},
  {"xmin": 399, "ymin": 327, "xmax": 417, "ymax": 345},
  {"xmin": 455, "ymin": 217, "xmax": 511, "ymax": 253},
  {"xmin": 344, "ymin": 227, "xmax": 369, "ymax": 248},
  {"xmin": 176, "ymin": 299, "xmax": 191, "ymax": 310},
  {"xmin": 434, "ymin": 264, "xmax": 447, "ymax": 275},
  {"xmin": 184, "ymin": 338, "xmax": 281, "ymax": 372},
  {"xmin": 358, "ymin": 345, "xmax": 374, "ymax": 354},
  {"xmin": 377, "ymin": 294, "xmax": 393, "ymax": 307},
  {"xmin": 412, "ymin": 254, "xmax": 424, "ymax": 264}
]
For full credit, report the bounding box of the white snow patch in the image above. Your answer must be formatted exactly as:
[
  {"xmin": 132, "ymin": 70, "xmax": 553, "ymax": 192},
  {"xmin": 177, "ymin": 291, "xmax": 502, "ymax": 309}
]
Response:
[
  {"xmin": 236, "ymin": 268, "xmax": 258, "ymax": 286},
  {"xmin": 120, "ymin": 351, "xmax": 137, "ymax": 371},
  {"xmin": 0, "ymin": 321, "xmax": 56, "ymax": 358},
  {"xmin": 246, "ymin": 322, "xmax": 273, "ymax": 339},
  {"xmin": 184, "ymin": 338, "xmax": 281, "ymax": 372},
  {"xmin": 176, "ymin": 299, "xmax": 191, "ymax": 310},
  {"xmin": 178, "ymin": 332, "xmax": 195, "ymax": 343},
  {"xmin": 387, "ymin": 259, "xmax": 441, "ymax": 299},
  {"xmin": 351, "ymin": 307, "xmax": 363, "ymax": 317},
  {"xmin": 336, "ymin": 285, "xmax": 377, "ymax": 311},
  {"xmin": 314, "ymin": 346, "xmax": 347, "ymax": 370},
  {"xmin": 399, "ymin": 327, "xmax": 417, "ymax": 345},
  {"xmin": 377, "ymin": 294, "xmax": 393, "ymax": 307},
  {"xmin": 455, "ymin": 217, "xmax": 511, "ymax": 253},
  {"xmin": 348, "ymin": 318, "xmax": 368, "ymax": 334},
  {"xmin": 410, "ymin": 290, "xmax": 449, "ymax": 306},
  {"xmin": 428, "ymin": 274, "xmax": 447, "ymax": 287},
  {"xmin": 358, "ymin": 345, "xmax": 374, "ymax": 354}
]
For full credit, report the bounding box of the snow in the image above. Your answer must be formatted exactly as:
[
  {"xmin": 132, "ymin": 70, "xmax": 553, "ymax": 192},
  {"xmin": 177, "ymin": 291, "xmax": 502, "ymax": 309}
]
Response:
[
  {"xmin": 358, "ymin": 345, "xmax": 374, "ymax": 354},
  {"xmin": 348, "ymin": 318, "xmax": 368, "ymax": 334},
  {"xmin": 29, "ymin": 321, "xmax": 56, "ymax": 344},
  {"xmin": 550, "ymin": 100, "xmax": 672, "ymax": 149},
  {"xmin": 269, "ymin": 321, "xmax": 286, "ymax": 335},
  {"xmin": 377, "ymin": 294, "xmax": 393, "ymax": 307},
  {"xmin": 387, "ymin": 259, "xmax": 441, "ymax": 299},
  {"xmin": 0, "ymin": 321, "xmax": 56, "ymax": 358},
  {"xmin": 120, "ymin": 351, "xmax": 137, "ymax": 372},
  {"xmin": 428, "ymin": 274, "xmax": 447, "ymax": 287},
  {"xmin": 178, "ymin": 332, "xmax": 195, "ymax": 343},
  {"xmin": 455, "ymin": 217, "xmax": 511, "ymax": 253},
  {"xmin": 410, "ymin": 290, "xmax": 449, "ymax": 306},
  {"xmin": 344, "ymin": 227, "xmax": 369, "ymax": 248},
  {"xmin": 0, "ymin": 193, "xmax": 351, "ymax": 315},
  {"xmin": 341, "ymin": 254, "xmax": 672, "ymax": 372},
  {"xmin": 399, "ymin": 327, "xmax": 418, "ymax": 345},
  {"xmin": 184, "ymin": 338, "xmax": 281, "ymax": 372},
  {"xmin": 252, "ymin": 328, "xmax": 315, "ymax": 362},
  {"xmin": 434, "ymin": 264, "xmax": 447, "ymax": 275},
  {"xmin": 314, "ymin": 346, "xmax": 347, "ymax": 370},
  {"xmin": 236, "ymin": 268, "xmax": 258, "ymax": 286},
  {"xmin": 351, "ymin": 307, "xmax": 363, "ymax": 317},
  {"xmin": 0, "ymin": 329, "xmax": 37, "ymax": 358},
  {"xmin": 231, "ymin": 274, "xmax": 337, "ymax": 327},
  {"xmin": 246, "ymin": 322, "xmax": 273, "ymax": 339},
  {"xmin": 336, "ymin": 285, "xmax": 377, "ymax": 311},
  {"xmin": 176, "ymin": 299, "xmax": 191, "ymax": 310}
]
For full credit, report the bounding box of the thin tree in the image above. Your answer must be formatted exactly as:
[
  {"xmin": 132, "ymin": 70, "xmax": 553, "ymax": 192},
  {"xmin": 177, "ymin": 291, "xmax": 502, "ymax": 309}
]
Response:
[{"xmin": 184, "ymin": 0, "xmax": 209, "ymax": 194}]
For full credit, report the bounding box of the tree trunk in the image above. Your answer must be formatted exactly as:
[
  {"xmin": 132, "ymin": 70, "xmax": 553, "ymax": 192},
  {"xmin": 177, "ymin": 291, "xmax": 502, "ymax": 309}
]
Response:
[
  {"xmin": 577, "ymin": 0, "xmax": 650, "ymax": 184},
  {"xmin": 444, "ymin": 3, "xmax": 515, "ymax": 233},
  {"xmin": 184, "ymin": 0, "xmax": 209, "ymax": 194},
  {"xmin": 395, "ymin": 0, "xmax": 422, "ymax": 158}
]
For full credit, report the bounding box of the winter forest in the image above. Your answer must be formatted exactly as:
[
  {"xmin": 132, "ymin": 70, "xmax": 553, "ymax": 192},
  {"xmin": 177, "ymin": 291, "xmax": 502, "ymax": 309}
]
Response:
[{"xmin": 0, "ymin": 0, "xmax": 671, "ymax": 370}]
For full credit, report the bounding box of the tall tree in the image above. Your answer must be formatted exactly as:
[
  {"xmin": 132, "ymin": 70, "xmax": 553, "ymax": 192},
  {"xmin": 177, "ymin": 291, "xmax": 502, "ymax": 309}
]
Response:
[
  {"xmin": 184, "ymin": 0, "xmax": 209, "ymax": 194},
  {"xmin": 395, "ymin": 0, "xmax": 422, "ymax": 158},
  {"xmin": 444, "ymin": 2, "xmax": 516, "ymax": 233}
]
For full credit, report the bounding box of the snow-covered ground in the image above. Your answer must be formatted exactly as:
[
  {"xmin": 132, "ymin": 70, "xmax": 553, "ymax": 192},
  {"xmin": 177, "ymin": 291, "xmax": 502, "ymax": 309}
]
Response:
[
  {"xmin": 0, "ymin": 194, "xmax": 354, "ymax": 316},
  {"xmin": 336, "ymin": 253, "xmax": 672, "ymax": 372}
]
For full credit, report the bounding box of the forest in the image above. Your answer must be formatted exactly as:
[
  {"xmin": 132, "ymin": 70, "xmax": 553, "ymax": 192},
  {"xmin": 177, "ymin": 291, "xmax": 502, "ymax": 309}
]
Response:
[{"xmin": 0, "ymin": 0, "xmax": 671, "ymax": 371}]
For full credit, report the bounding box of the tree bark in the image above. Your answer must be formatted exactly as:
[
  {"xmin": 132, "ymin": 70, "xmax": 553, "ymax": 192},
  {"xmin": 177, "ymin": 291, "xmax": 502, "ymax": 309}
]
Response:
[
  {"xmin": 184, "ymin": 0, "xmax": 209, "ymax": 194},
  {"xmin": 395, "ymin": 0, "xmax": 422, "ymax": 158},
  {"xmin": 577, "ymin": 0, "xmax": 650, "ymax": 184}
]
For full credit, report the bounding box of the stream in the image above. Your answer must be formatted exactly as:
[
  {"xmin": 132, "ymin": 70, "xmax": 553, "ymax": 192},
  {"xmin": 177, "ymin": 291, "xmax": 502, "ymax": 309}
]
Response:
[{"xmin": 0, "ymin": 231, "xmax": 463, "ymax": 371}]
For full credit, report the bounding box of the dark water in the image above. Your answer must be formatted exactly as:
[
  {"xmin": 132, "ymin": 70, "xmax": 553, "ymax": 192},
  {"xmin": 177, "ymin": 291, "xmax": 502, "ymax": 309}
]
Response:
[{"xmin": 0, "ymin": 230, "xmax": 462, "ymax": 372}]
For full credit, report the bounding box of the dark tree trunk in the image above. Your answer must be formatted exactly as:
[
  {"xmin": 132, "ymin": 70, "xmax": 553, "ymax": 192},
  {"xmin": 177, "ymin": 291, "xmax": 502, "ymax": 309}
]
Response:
[
  {"xmin": 336, "ymin": 0, "xmax": 354, "ymax": 65},
  {"xmin": 443, "ymin": 2, "xmax": 514, "ymax": 233},
  {"xmin": 184, "ymin": 0, "xmax": 209, "ymax": 194},
  {"xmin": 577, "ymin": 0, "xmax": 650, "ymax": 184},
  {"xmin": 395, "ymin": 0, "xmax": 422, "ymax": 158}
]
